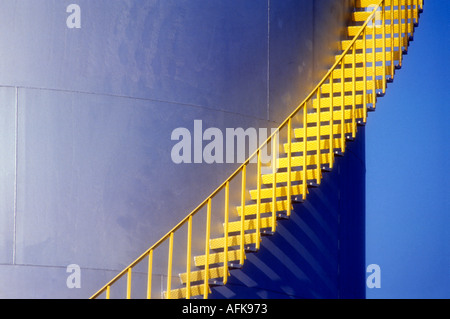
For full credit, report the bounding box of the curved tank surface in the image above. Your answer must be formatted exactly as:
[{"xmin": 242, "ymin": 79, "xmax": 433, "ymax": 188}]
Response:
[{"xmin": 0, "ymin": 0, "xmax": 362, "ymax": 298}]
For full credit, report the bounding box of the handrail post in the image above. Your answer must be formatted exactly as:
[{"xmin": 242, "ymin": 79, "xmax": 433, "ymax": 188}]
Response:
[
  {"xmin": 340, "ymin": 60, "xmax": 346, "ymax": 152},
  {"xmin": 329, "ymin": 74, "xmax": 335, "ymax": 168},
  {"xmin": 106, "ymin": 285, "xmax": 110, "ymax": 299},
  {"xmin": 126, "ymin": 268, "xmax": 132, "ymax": 299},
  {"xmin": 203, "ymin": 199, "xmax": 212, "ymax": 299},
  {"xmin": 240, "ymin": 166, "xmax": 246, "ymax": 265},
  {"xmin": 302, "ymin": 102, "xmax": 308, "ymax": 201},
  {"xmin": 397, "ymin": 0, "xmax": 403, "ymax": 68},
  {"xmin": 316, "ymin": 90, "xmax": 322, "ymax": 184},
  {"xmin": 223, "ymin": 182, "xmax": 229, "ymax": 285},
  {"xmin": 166, "ymin": 232, "xmax": 174, "ymax": 299},
  {"xmin": 147, "ymin": 250, "xmax": 153, "ymax": 299},
  {"xmin": 372, "ymin": 16, "xmax": 377, "ymax": 108},
  {"xmin": 390, "ymin": 1, "xmax": 395, "ymax": 79},
  {"xmin": 272, "ymin": 138, "xmax": 277, "ymax": 233},
  {"xmin": 382, "ymin": 1, "xmax": 387, "ymax": 95},
  {"xmin": 287, "ymin": 119, "xmax": 292, "ymax": 216},
  {"xmin": 186, "ymin": 216, "xmax": 192, "ymax": 299},
  {"xmin": 363, "ymin": 27, "xmax": 368, "ymax": 124},
  {"xmin": 256, "ymin": 150, "xmax": 262, "ymax": 249},
  {"xmin": 351, "ymin": 44, "xmax": 356, "ymax": 138}
]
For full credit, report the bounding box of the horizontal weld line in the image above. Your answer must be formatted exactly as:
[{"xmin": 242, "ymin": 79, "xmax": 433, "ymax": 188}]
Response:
[{"xmin": 0, "ymin": 84, "xmax": 280, "ymax": 126}]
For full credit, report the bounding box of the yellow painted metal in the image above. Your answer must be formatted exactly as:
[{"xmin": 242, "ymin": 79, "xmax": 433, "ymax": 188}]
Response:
[
  {"xmin": 329, "ymin": 74, "xmax": 335, "ymax": 168},
  {"xmin": 339, "ymin": 49, "xmax": 401, "ymax": 65},
  {"xmin": 302, "ymin": 101, "xmax": 308, "ymax": 201},
  {"xmin": 106, "ymin": 285, "xmax": 110, "ymax": 299},
  {"xmin": 256, "ymin": 151, "xmax": 262, "ymax": 249},
  {"xmin": 186, "ymin": 216, "xmax": 192, "ymax": 299},
  {"xmin": 357, "ymin": 0, "xmax": 410, "ymax": 7},
  {"xmin": 210, "ymin": 233, "xmax": 259, "ymax": 250},
  {"xmin": 272, "ymin": 138, "xmax": 277, "ymax": 233},
  {"xmin": 179, "ymin": 266, "xmax": 226, "ymax": 284},
  {"xmin": 372, "ymin": 18, "xmax": 377, "ymax": 108},
  {"xmin": 237, "ymin": 199, "xmax": 289, "ymax": 216},
  {"xmin": 203, "ymin": 198, "xmax": 212, "ymax": 299},
  {"xmin": 195, "ymin": 249, "xmax": 244, "ymax": 267},
  {"xmin": 316, "ymin": 89, "xmax": 322, "ymax": 182},
  {"xmin": 278, "ymin": 152, "xmax": 331, "ymax": 172},
  {"xmin": 147, "ymin": 250, "xmax": 153, "ymax": 299},
  {"xmin": 340, "ymin": 60, "xmax": 346, "ymax": 153},
  {"xmin": 287, "ymin": 119, "xmax": 292, "ymax": 216},
  {"xmin": 363, "ymin": 27, "xmax": 368, "ymax": 124},
  {"xmin": 348, "ymin": 22, "xmax": 412, "ymax": 37},
  {"xmin": 166, "ymin": 232, "xmax": 174, "ymax": 299},
  {"xmin": 90, "ymin": 0, "xmax": 426, "ymax": 299},
  {"xmin": 167, "ymin": 284, "xmax": 205, "ymax": 299},
  {"xmin": 250, "ymin": 184, "xmax": 305, "ymax": 201},
  {"xmin": 240, "ymin": 165, "xmax": 246, "ymax": 265},
  {"xmin": 397, "ymin": 0, "xmax": 403, "ymax": 67},
  {"xmin": 223, "ymin": 182, "xmax": 229, "ymax": 285},
  {"xmin": 352, "ymin": 44, "xmax": 356, "ymax": 138},
  {"xmin": 126, "ymin": 268, "xmax": 132, "ymax": 299},
  {"xmin": 382, "ymin": 2, "xmax": 387, "ymax": 95}
]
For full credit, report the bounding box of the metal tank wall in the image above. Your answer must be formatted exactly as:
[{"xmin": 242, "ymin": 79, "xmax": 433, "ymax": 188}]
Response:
[{"xmin": 0, "ymin": 0, "xmax": 358, "ymax": 298}]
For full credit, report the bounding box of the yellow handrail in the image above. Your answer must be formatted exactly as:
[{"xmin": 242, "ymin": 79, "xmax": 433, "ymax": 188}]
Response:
[{"xmin": 90, "ymin": 0, "xmax": 388, "ymax": 299}]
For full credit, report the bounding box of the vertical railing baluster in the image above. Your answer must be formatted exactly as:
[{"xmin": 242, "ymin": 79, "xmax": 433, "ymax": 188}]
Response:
[
  {"xmin": 302, "ymin": 102, "xmax": 308, "ymax": 201},
  {"xmin": 329, "ymin": 73, "xmax": 334, "ymax": 168},
  {"xmin": 382, "ymin": 1, "xmax": 387, "ymax": 95},
  {"xmin": 106, "ymin": 285, "xmax": 110, "ymax": 299},
  {"xmin": 287, "ymin": 119, "xmax": 292, "ymax": 216},
  {"xmin": 272, "ymin": 138, "xmax": 277, "ymax": 233},
  {"xmin": 166, "ymin": 232, "xmax": 174, "ymax": 299},
  {"xmin": 397, "ymin": 0, "xmax": 403, "ymax": 68},
  {"xmin": 240, "ymin": 166, "xmax": 246, "ymax": 265},
  {"xmin": 340, "ymin": 60, "xmax": 346, "ymax": 152},
  {"xmin": 363, "ymin": 27, "xmax": 368, "ymax": 124},
  {"xmin": 352, "ymin": 44, "xmax": 356, "ymax": 138},
  {"xmin": 223, "ymin": 182, "xmax": 229, "ymax": 285},
  {"xmin": 256, "ymin": 150, "xmax": 262, "ymax": 249},
  {"xmin": 316, "ymin": 89, "xmax": 322, "ymax": 183},
  {"xmin": 147, "ymin": 250, "xmax": 153, "ymax": 299},
  {"xmin": 390, "ymin": 1, "xmax": 395, "ymax": 79},
  {"xmin": 126, "ymin": 268, "xmax": 132, "ymax": 299},
  {"xmin": 186, "ymin": 217, "xmax": 192, "ymax": 299},
  {"xmin": 372, "ymin": 16, "xmax": 377, "ymax": 108},
  {"xmin": 203, "ymin": 199, "xmax": 212, "ymax": 299}
]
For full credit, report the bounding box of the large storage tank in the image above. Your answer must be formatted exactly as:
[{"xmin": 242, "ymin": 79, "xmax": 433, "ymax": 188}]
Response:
[{"xmin": 0, "ymin": 0, "xmax": 362, "ymax": 298}]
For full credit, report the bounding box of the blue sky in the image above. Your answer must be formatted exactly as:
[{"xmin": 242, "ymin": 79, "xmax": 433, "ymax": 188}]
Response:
[{"xmin": 365, "ymin": 1, "xmax": 449, "ymax": 298}]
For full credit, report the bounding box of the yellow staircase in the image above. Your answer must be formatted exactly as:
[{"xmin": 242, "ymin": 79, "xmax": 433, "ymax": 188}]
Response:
[{"xmin": 90, "ymin": 0, "xmax": 423, "ymax": 299}]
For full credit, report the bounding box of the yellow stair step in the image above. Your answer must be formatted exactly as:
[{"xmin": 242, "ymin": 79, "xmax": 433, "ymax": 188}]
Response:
[
  {"xmin": 356, "ymin": 0, "xmax": 420, "ymax": 9},
  {"xmin": 249, "ymin": 184, "xmax": 305, "ymax": 201},
  {"xmin": 347, "ymin": 24, "xmax": 414, "ymax": 38},
  {"xmin": 194, "ymin": 248, "xmax": 244, "ymax": 267},
  {"xmin": 179, "ymin": 266, "xmax": 226, "ymax": 285},
  {"xmin": 341, "ymin": 37, "xmax": 403, "ymax": 51},
  {"xmin": 321, "ymin": 78, "xmax": 384, "ymax": 95},
  {"xmin": 293, "ymin": 120, "xmax": 362, "ymax": 141},
  {"xmin": 311, "ymin": 94, "xmax": 369, "ymax": 109},
  {"xmin": 164, "ymin": 284, "xmax": 205, "ymax": 299},
  {"xmin": 339, "ymin": 50, "xmax": 402, "ymax": 65},
  {"xmin": 210, "ymin": 233, "xmax": 259, "ymax": 250},
  {"xmin": 276, "ymin": 153, "xmax": 333, "ymax": 170},
  {"xmin": 300, "ymin": 108, "xmax": 369, "ymax": 125},
  {"xmin": 332, "ymin": 64, "xmax": 391, "ymax": 79},
  {"xmin": 261, "ymin": 170, "xmax": 321, "ymax": 186},
  {"xmin": 352, "ymin": 9, "xmax": 408, "ymax": 22},
  {"xmin": 236, "ymin": 200, "xmax": 290, "ymax": 217},
  {"xmin": 283, "ymin": 133, "xmax": 353, "ymax": 154}
]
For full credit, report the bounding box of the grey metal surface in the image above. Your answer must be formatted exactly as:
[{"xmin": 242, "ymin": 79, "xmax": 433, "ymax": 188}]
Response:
[{"xmin": 0, "ymin": 0, "xmax": 356, "ymax": 298}]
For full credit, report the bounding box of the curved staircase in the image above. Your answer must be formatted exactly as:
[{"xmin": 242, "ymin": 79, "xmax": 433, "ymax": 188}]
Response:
[{"xmin": 90, "ymin": 0, "xmax": 423, "ymax": 299}]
